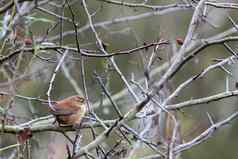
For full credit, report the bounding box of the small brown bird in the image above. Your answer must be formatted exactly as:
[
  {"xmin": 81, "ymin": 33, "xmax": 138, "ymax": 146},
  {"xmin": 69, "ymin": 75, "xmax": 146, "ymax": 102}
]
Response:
[{"xmin": 49, "ymin": 96, "xmax": 86, "ymax": 126}]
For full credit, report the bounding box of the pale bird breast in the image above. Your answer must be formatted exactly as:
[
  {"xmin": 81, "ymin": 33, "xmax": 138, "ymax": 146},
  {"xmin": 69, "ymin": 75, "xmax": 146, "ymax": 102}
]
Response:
[
  {"xmin": 77, "ymin": 104, "xmax": 86, "ymax": 116},
  {"xmin": 70, "ymin": 104, "xmax": 86, "ymax": 124}
]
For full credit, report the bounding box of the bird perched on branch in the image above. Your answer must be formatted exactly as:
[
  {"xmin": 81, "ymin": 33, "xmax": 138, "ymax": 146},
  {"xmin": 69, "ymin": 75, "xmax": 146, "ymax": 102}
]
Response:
[{"xmin": 47, "ymin": 95, "xmax": 86, "ymax": 126}]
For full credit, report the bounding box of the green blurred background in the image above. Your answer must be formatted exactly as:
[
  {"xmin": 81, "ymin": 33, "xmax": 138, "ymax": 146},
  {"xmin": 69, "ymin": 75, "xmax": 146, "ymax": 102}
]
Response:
[{"xmin": 1, "ymin": 0, "xmax": 238, "ymax": 158}]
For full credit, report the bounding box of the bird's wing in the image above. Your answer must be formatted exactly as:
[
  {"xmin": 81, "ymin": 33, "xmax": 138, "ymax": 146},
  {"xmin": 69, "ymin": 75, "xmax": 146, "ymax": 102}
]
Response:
[
  {"xmin": 50, "ymin": 108, "xmax": 74, "ymax": 116},
  {"xmin": 50, "ymin": 104, "xmax": 79, "ymax": 116}
]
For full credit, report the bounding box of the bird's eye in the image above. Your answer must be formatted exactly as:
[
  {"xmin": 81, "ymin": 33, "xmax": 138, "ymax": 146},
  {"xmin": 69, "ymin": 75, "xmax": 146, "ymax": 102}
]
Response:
[{"xmin": 76, "ymin": 96, "xmax": 84, "ymax": 103}]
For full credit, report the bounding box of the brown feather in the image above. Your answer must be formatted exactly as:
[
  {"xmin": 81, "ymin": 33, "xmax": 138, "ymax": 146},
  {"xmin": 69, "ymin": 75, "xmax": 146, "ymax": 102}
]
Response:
[{"xmin": 48, "ymin": 95, "xmax": 86, "ymax": 126}]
